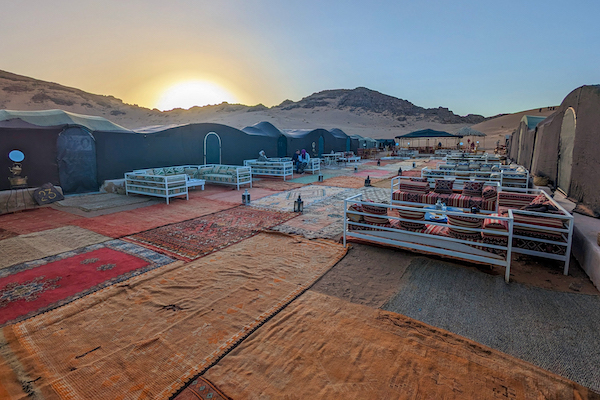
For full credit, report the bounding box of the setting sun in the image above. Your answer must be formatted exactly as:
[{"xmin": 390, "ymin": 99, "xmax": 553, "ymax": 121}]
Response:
[{"xmin": 156, "ymin": 80, "xmax": 239, "ymax": 111}]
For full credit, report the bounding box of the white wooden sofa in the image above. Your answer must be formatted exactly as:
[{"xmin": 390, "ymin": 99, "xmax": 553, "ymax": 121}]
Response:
[
  {"xmin": 197, "ymin": 164, "xmax": 252, "ymax": 190},
  {"xmin": 125, "ymin": 167, "xmax": 190, "ymax": 204},
  {"xmin": 497, "ymin": 188, "xmax": 574, "ymax": 275},
  {"xmin": 243, "ymin": 159, "xmax": 294, "ymax": 180},
  {"xmin": 301, "ymin": 158, "xmax": 321, "ymax": 174},
  {"xmin": 343, "ymin": 194, "xmax": 515, "ymax": 282}
]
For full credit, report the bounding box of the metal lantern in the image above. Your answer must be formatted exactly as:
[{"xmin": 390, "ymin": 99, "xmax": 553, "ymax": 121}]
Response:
[
  {"xmin": 377, "ymin": 159, "xmax": 381, "ymax": 167},
  {"xmin": 354, "ymin": 166, "xmax": 358, "ymax": 173},
  {"xmin": 294, "ymin": 194, "xmax": 304, "ymax": 213},
  {"xmin": 242, "ymin": 189, "xmax": 250, "ymax": 205},
  {"xmin": 318, "ymin": 173, "xmax": 324, "ymax": 182},
  {"xmin": 398, "ymin": 167, "xmax": 402, "ymax": 176},
  {"xmin": 412, "ymin": 162, "xmax": 416, "ymax": 168},
  {"xmin": 364, "ymin": 175, "xmax": 371, "ymax": 187}
]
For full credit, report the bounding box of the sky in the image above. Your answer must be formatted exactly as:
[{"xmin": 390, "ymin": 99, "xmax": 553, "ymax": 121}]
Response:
[{"xmin": 1, "ymin": 0, "xmax": 599, "ymax": 116}]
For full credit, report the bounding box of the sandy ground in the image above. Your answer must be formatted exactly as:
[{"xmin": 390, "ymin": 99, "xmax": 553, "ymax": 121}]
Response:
[{"xmin": 312, "ymin": 242, "xmax": 599, "ymax": 309}]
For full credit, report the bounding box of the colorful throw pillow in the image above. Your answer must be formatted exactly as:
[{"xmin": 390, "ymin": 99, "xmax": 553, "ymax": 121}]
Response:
[
  {"xmin": 362, "ymin": 201, "xmax": 389, "ymax": 224},
  {"xmin": 398, "ymin": 181, "xmax": 430, "ymax": 194},
  {"xmin": 347, "ymin": 204, "xmax": 364, "ymax": 223},
  {"xmin": 174, "ymin": 166, "xmax": 186, "ymax": 174},
  {"xmin": 153, "ymin": 168, "xmax": 165, "ymax": 176},
  {"xmin": 482, "ymin": 185, "xmax": 497, "ymax": 200},
  {"xmin": 184, "ymin": 168, "xmax": 198, "ymax": 178},
  {"xmin": 434, "ymin": 179, "xmax": 454, "ymax": 194},
  {"xmin": 462, "ymin": 181, "xmax": 484, "ymax": 197},
  {"xmin": 163, "ymin": 167, "xmax": 176, "ymax": 175},
  {"xmin": 520, "ymin": 194, "xmax": 560, "ymax": 213},
  {"xmin": 398, "ymin": 208, "xmax": 426, "ymax": 220},
  {"xmin": 410, "ymin": 177, "xmax": 428, "ymax": 182}
]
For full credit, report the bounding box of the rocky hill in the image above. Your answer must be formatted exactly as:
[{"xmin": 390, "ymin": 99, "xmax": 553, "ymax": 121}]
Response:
[{"xmin": 276, "ymin": 87, "xmax": 487, "ymax": 124}]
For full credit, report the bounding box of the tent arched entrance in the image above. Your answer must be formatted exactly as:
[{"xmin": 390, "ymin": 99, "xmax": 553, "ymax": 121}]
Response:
[
  {"xmin": 277, "ymin": 136, "xmax": 287, "ymax": 158},
  {"xmin": 57, "ymin": 127, "xmax": 98, "ymax": 194},
  {"xmin": 557, "ymin": 107, "xmax": 576, "ymax": 194},
  {"xmin": 204, "ymin": 132, "xmax": 221, "ymax": 164}
]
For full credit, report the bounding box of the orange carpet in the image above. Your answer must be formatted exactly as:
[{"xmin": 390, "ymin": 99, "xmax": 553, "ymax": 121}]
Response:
[
  {"xmin": 313, "ymin": 175, "xmax": 371, "ymax": 189},
  {"xmin": 0, "ymin": 232, "xmax": 347, "ymax": 400},
  {"xmin": 72, "ymin": 198, "xmax": 234, "ymax": 238},
  {"xmin": 202, "ymin": 291, "xmax": 599, "ymax": 400},
  {"xmin": 250, "ymin": 178, "xmax": 305, "ymax": 191}
]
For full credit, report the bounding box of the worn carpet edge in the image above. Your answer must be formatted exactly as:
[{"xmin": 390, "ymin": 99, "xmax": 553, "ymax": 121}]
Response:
[{"xmin": 165, "ymin": 232, "xmax": 349, "ymax": 400}]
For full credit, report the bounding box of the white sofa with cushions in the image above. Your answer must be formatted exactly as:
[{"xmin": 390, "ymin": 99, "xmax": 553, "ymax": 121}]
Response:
[
  {"xmin": 125, "ymin": 166, "xmax": 191, "ymax": 204},
  {"xmin": 243, "ymin": 158, "xmax": 294, "ymax": 180},
  {"xmin": 196, "ymin": 164, "xmax": 252, "ymax": 190}
]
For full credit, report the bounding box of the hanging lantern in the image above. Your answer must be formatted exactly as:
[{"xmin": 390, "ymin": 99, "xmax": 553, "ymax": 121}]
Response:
[{"xmin": 294, "ymin": 194, "xmax": 304, "ymax": 213}]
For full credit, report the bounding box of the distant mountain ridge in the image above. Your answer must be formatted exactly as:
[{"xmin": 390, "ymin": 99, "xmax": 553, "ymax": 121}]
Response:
[
  {"xmin": 0, "ymin": 70, "xmax": 488, "ymax": 128},
  {"xmin": 275, "ymin": 87, "xmax": 487, "ymax": 124}
]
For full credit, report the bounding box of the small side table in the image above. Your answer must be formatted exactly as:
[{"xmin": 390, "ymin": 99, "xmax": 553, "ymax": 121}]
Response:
[{"xmin": 186, "ymin": 178, "xmax": 205, "ymax": 190}]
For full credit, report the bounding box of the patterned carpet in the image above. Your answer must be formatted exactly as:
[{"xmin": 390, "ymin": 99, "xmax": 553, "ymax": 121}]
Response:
[
  {"xmin": 0, "ymin": 240, "xmax": 173, "ymax": 327},
  {"xmin": 273, "ymin": 187, "xmax": 389, "ymax": 239},
  {"xmin": 249, "ymin": 185, "xmax": 348, "ymax": 212},
  {"xmin": 125, "ymin": 206, "xmax": 297, "ymax": 261},
  {"xmin": 250, "ymin": 178, "xmax": 305, "ymax": 191},
  {"xmin": 0, "ymin": 233, "xmax": 347, "ymax": 400},
  {"xmin": 313, "ymin": 175, "xmax": 375, "ymax": 189},
  {"xmin": 0, "ymin": 228, "xmax": 17, "ymax": 241}
]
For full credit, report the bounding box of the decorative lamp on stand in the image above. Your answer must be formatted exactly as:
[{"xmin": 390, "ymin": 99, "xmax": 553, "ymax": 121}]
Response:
[
  {"xmin": 377, "ymin": 159, "xmax": 381, "ymax": 167},
  {"xmin": 364, "ymin": 175, "xmax": 371, "ymax": 187},
  {"xmin": 398, "ymin": 167, "xmax": 402, "ymax": 176},
  {"xmin": 318, "ymin": 173, "xmax": 324, "ymax": 182},
  {"xmin": 294, "ymin": 194, "xmax": 304, "ymax": 213},
  {"xmin": 242, "ymin": 189, "xmax": 250, "ymax": 205},
  {"xmin": 8, "ymin": 150, "xmax": 27, "ymax": 188},
  {"xmin": 354, "ymin": 166, "xmax": 358, "ymax": 173}
]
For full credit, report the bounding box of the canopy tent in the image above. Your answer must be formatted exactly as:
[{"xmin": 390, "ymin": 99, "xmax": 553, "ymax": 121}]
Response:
[
  {"xmin": 395, "ymin": 129, "xmax": 463, "ymax": 150},
  {"xmin": 456, "ymin": 127, "xmax": 487, "ymax": 149}
]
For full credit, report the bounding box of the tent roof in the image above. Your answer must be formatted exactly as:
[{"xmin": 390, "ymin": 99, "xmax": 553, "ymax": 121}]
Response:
[
  {"xmin": 456, "ymin": 127, "xmax": 487, "ymax": 137},
  {"xmin": 521, "ymin": 115, "xmax": 546, "ymax": 130},
  {"xmin": 242, "ymin": 121, "xmax": 285, "ymax": 137},
  {"xmin": 396, "ymin": 129, "xmax": 462, "ymax": 139},
  {"xmin": 328, "ymin": 128, "xmax": 349, "ymax": 139},
  {"xmin": 0, "ymin": 109, "xmax": 131, "ymax": 132}
]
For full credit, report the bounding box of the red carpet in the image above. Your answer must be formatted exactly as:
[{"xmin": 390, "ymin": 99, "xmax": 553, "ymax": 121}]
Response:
[
  {"xmin": 0, "ymin": 208, "xmax": 84, "ymax": 234},
  {"xmin": 0, "ymin": 240, "xmax": 173, "ymax": 326},
  {"xmin": 125, "ymin": 206, "xmax": 297, "ymax": 261}
]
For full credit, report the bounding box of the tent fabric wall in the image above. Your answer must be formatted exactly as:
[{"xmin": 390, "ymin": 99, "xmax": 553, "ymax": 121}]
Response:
[
  {"xmin": 327, "ymin": 128, "xmax": 350, "ymax": 152},
  {"xmin": 526, "ymin": 85, "xmax": 600, "ymax": 213},
  {"xmin": 282, "ymin": 129, "xmax": 325, "ymax": 158},
  {"xmin": 57, "ymin": 126, "xmax": 98, "ymax": 193},
  {"xmin": 241, "ymin": 121, "xmax": 285, "ymax": 157},
  {"xmin": 0, "ymin": 123, "xmax": 62, "ymax": 191}
]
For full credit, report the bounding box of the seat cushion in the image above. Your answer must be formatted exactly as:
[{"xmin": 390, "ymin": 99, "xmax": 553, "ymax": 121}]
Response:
[
  {"xmin": 482, "ymin": 185, "xmax": 497, "ymax": 200},
  {"xmin": 362, "ymin": 201, "xmax": 389, "ymax": 224},
  {"xmin": 398, "ymin": 181, "xmax": 430, "ymax": 194},
  {"xmin": 347, "ymin": 204, "xmax": 364, "ymax": 223}
]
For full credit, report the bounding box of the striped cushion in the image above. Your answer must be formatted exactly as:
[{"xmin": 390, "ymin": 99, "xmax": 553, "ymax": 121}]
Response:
[
  {"xmin": 483, "ymin": 214, "xmax": 509, "ymax": 231},
  {"xmin": 398, "ymin": 181, "xmax": 430, "ymax": 194},
  {"xmin": 347, "ymin": 204, "xmax": 364, "ymax": 223},
  {"xmin": 392, "ymin": 191, "xmax": 428, "ymax": 203},
  {"xmin": 498, "ymin": 193, "xmax": 536, "ymax": 209},
  {"xmin": 448, "ymin": 214, "xmax": 483, "ymax": 235},
  {"xmin": 410, "ymin": 177, "xmax": 428, "ymax": 182},
  {"xmin": 362, "ymin": 202, "xmax": 389, "ymax": 224},
  {"xmin": 513, "ymin": 214, "xmax": 565, "ymax": 229},
  {"xmin": 482, "ymin": 198, "xmax": 497, "ymax": 211},
  {"xmin": 398, "ymin": 208, "xmax": 426, "ymax": 220},
  {"xmin": 400, "ymin": 220, "xmax": 426, "ymax": 231},
  {"xmin": 462, "ymin": 181, "xmax": 484, "ymax": 197},
  {"xmin": 448, "ymin": 194, "xmax": 471, "ymax": 209},
  {"xmin": 434, "ymin": 179, "xmax": 453, "ymax": 194},
  {"xmin": 482, "ymin": 186, "xmax": 497, "ymax": 200}
]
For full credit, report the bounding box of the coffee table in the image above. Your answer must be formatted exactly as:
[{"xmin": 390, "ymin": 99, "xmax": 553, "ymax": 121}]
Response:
[{"xmin": 423, "ymin": 205, "xmax": 463, "ymax": 222}]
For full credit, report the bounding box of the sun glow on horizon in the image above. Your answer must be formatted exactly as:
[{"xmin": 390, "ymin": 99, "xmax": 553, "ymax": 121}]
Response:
[{"xmin": 156, "ymin": 80, "xmax": 239, "ymax": 111}]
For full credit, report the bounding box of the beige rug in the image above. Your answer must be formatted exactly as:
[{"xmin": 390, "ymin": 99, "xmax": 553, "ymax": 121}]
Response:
[
  {"xmin": 203, "ymin": 291, "xmax": 599, "ymax": 399},
  {"xmin": 0, "ymin": 226, "xmax": 111, "ymax": 269},
  {"xmin": 0, "ymin": 232, "xmax": 347, "ymax": 400}
]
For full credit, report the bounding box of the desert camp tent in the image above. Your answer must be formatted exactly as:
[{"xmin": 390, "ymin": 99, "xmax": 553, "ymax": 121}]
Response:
[
  {"xmin": 94, "ymin": 122, "xmax": 279, "ymax": 184},
  {"xmin": 242, "ymin": 121, "xmax": 288, "ymax": 157},
  {"xmin": 375, "ymin": 139, "xmax": 396, "ymax": 149},
  {"xmin": 396, "ymin": 129, "xmax": 462, "ymax": 150},
  {"xmin": 327, "ymin": 128, "xmax": 351, "ymax": 152},
  {"xmin": 509, "ymin": 115, "xmax": 545, "ymax": 169},
  {"xmin": 525, "ymin": 85, "xmax": 600, "ymax": 213},
  {"xmin": 0, "ymin": 109, "xmax": 130, "ymax": 193},
  {"xmin": 456, "ymin": 127, "xmax": 487, "ymax": 150},
  {"xmin": 282, "ymin": 129, "xmax": 327, "ymax": 157}
]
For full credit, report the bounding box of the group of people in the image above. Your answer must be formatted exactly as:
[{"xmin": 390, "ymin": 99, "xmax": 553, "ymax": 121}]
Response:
[
  {"xmin": 292, "ymin": 149, "xmax": 310, "ymax": 174},
  {"xmin": 256, "ymin": 149, "xmax": 310, "ymax": 173}
]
